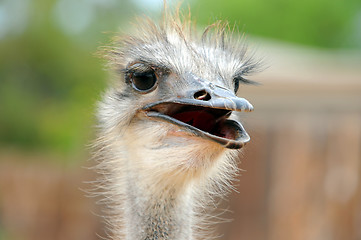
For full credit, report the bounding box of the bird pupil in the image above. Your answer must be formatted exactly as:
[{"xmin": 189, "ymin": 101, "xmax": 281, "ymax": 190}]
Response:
[{"xmin": 132, "ymin": 71, "xmax": 156, "ymax": 91}]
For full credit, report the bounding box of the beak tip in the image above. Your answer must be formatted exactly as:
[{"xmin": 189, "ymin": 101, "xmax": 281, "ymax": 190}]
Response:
[
  {"xmin": 244, "ymin": 103, "xmax": 254, "ymax": 112},
  {"xmin": 236, "ymin": 98, "xmax": 254, "ymax": 112}
]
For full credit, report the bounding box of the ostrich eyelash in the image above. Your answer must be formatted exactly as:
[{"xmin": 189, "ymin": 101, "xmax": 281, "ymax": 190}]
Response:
[
  {"xmin": 122, "ymin": 61, "xmax": 170, "ymax": 78},
  {"xmin": 233, "ymin": 76, "xmax": 258, "ymax": 93}
]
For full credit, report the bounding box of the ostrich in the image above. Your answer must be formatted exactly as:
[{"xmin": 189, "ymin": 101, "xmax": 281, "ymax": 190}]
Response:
[{"xmin": 93, "ymin": 8, "xmax": 259, "ymax": 240}]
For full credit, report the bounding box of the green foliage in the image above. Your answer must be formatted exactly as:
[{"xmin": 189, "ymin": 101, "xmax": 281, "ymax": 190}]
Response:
[
  {"xmin": 0, "ymin": 35, "xmax": 105, "ymax": 155},
  {"xmin": 0, "ymin": 0, "xmax": 110, "ymax": 157},
  {"xmin": 193, "ymin": 0, "xmax": 361, "ymax": 49}
]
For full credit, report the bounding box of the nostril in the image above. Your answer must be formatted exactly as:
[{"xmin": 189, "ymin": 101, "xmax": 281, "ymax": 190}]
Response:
[{"xmin": 194, "ymin": 90, "xmax": 211, "ymax": 101}]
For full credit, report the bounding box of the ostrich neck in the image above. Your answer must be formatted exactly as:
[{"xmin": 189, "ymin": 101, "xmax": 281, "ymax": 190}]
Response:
[
  {"xmin": 123, "ymin": 170, "xmax": 194, "ymax": 240},
  {"xmin": 113, "ymin": 129, "xmax": 226, "ymax": 239}
]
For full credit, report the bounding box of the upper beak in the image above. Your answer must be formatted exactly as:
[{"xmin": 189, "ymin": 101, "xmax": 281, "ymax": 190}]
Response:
[{"xmin": 145, "ymin": 84, "xmax": 253, "ymax": 113}]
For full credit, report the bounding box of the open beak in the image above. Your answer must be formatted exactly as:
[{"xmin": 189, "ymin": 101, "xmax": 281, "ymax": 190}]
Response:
[{"xmin": 142, "ymin": 84, "xmax": 253, "ymax": 149}]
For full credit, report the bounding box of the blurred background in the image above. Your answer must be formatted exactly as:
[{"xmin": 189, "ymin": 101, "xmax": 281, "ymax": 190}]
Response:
[{"xmin": 0, "ymin": 0, "xmax": 360, "ymax": 239}]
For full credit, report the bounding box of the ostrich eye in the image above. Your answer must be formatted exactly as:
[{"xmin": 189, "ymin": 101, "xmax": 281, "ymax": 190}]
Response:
[
  {"xmin": 127, "ymin": 64, "xmax": 158, "ymax": 93},
  {"xmin": 131, "ymin": 71, "xmax": 157, "ymax": 92}
]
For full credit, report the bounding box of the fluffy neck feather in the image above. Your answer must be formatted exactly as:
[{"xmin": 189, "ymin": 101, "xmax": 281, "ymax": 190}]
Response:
[{"xmin": 123, "ymin": 169, "xmax": 194, "ymax": 240}]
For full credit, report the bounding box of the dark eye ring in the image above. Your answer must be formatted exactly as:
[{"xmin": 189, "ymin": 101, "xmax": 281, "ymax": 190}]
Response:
[{"xmin": 128, "ymin": 68, "xmax": 158, "ymax": 93}]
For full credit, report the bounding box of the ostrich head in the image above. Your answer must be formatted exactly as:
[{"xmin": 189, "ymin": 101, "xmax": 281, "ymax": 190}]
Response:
[{"xmin": 94, "ymin": 9, "xmax": 259, "ymax": 240}]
